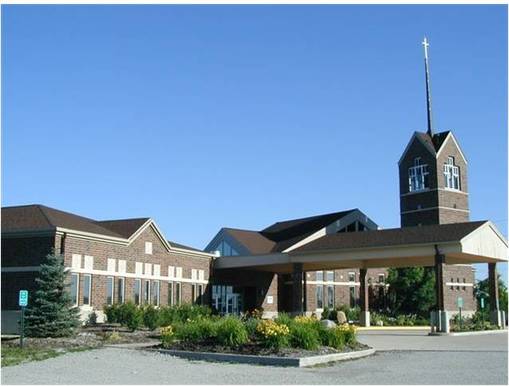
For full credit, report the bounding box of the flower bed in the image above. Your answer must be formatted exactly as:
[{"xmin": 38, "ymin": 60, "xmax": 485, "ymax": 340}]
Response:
[{"xmin": 158, "ymin": 312, "xmax": 369, "ymax": 357}]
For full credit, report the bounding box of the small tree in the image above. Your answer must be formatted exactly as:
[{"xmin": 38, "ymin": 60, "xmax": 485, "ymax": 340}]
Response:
[
  {"xmin": 474, "ymin": 275, "xmax": 508, "ymax": 316},
  {"xmin": 25, "ymin": 251, "xmax": 80, "ymax": 337},
  {"xmin": 387, "ymin": 267, "xmax": 435, "ymax": 317}
]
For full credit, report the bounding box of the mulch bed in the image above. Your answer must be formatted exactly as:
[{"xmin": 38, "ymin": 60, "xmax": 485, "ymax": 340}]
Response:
[
  {"xmin": 2, "ymin": 326, "xmax": 160, "ymax": 350},
  {"xmin": 158, "ymin": 340, "xmax": 370, "ymax": 358}
]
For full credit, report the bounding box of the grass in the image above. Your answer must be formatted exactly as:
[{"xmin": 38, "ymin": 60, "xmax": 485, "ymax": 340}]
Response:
[{"xmin": 1, "ymin": 345, "xmax": 93, "ymax": 367}]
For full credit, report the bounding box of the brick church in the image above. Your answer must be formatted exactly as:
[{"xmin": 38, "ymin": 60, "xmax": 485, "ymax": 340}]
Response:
[{"xmin": 1, "ymin": 39, "xmax": 503, "ymax": 332}]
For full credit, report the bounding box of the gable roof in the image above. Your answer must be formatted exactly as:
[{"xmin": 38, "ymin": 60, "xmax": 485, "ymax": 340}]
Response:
[
  {"xmin": 292, "ymin": 221, "xmax": 489, "ymax": 254},
  {"xmin": 97, "ymin": 218, "xmax": 150, "ymax": 238},
  {"xmin": 399, "ymin": 130, "xmax": 453, "ymax": 164},
  {"xmin": 223, "ymin": 228, "xmax": 276, "ymax": 255},
  {"xmin": 2, "ymin": 204, "xmax": 123, "ymax": 238}
]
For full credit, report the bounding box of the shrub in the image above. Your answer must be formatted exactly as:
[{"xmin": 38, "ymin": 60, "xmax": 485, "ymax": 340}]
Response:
[
  {"xmin": 174, "ymin": 318, "xmax": 218, "ymax": 343},
  {"xmin": 175, "ymin": 304, "xmax": 212, "ymax": 322},
  {"xmin": 161, "ymin": 325, "xmax": 175, "ymax": 348},
  {"xmin": 103, "ymin": 331, "xmax": 122, "ymax": 343},
  {"xmin": 119, "ymin": 303, "xmax": 143, "ymax": 331},
  {"xmin": 104, "ymin": 304, "xmax": 119, "ymax": 324},
  {"xmin": 216, "ymin": 317, "xmax": 248, "ymax": 347},
  {"xmin": 347, "ymin": 306, "xmax": 360, "ymax": 322},
  {"xmin": 142, "ymin": 305, "xmax": 160, "ymax": 330},
  {"xmin": 319, "ymin": 327, "xmax": 345, "ymax": 349},
  {"xmin": 86, "ymin": 311, "xmax": 98, "ymax": 326},
  {"xmin": 337, "ymin": 324, "xmax": 357, "ymax": 346},
  {"xmin": 289, "ymin": 322, "xmax": 320, "ymax": 350},
  {"xmin": 321, "ymin": 307, "xmax": 331, "ymax": 320},
  {"xmin": 256, "ymin": 319, "xmax": 290, "ymax": 350},
  {"xmin": 294, "ymin": 315, "xmax": 319, "ymax": 325},
  {"xmin": 244, "ymin": 318, "xmax": 260, "ymax": 339},
  {"xmin": 274, "ymin": 312, "xmax": 293, "ymax": 328}
]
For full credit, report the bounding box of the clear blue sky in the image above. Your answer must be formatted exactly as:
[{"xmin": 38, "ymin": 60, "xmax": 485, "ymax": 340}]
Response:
[{"xmin": 2, "ymin": 5, "xmax": 507, "ymax": 282}]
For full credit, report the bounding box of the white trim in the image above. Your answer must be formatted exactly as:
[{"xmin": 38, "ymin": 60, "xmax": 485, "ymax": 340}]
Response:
[
  {"xmin": 1, "ymin": 266, "xmax": 41, "ymax": 272},
  {"xmin": 283, "ymin": 228, "xmax": 326, "ymax": 253},
  {"xmin": 445, "ymin": 282, "xmax": 473, "ymax": 287},
  {"xmin": 68, "ymin": 267, "xmax": 209, "ymax": 284},
  {"xmin": 307, "ymin": 280, "xmax": 361, "ymax": 286},
  {"xmin": 401, "ymin": 206, "xmax": 470, "ymax": 214},
  {"xmin": 401, "ymin": 188, "xmax": 469, "ymax": 197},
  {"xmin": 436, "ymin": 132, "xmax": 468, "ymax": 165}
]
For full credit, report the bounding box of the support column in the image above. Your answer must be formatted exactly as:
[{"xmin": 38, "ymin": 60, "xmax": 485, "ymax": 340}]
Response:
[
  {"xmin": 359, "ymin": 268, "xmax": 370, "ymax": 327},
  {"xmin": 291, "ymin": 263, "xmax": 304, "ymax": 316},
  {"xmin": 432, "ymin": 249, "xmax": 449, "ymax": 333},
  {"xmin": 488, "ymin": 263, "xmax": 504, "ymax": 328}
]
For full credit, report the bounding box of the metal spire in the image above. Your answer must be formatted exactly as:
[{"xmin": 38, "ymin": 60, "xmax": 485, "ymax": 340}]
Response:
[{"xmin": 422, "ymin": 37, "xmax": 434, "ymax": 137}]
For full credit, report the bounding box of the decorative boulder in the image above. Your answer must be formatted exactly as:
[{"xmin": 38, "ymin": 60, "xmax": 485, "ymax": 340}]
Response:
[
  {"xmin": 376, "ymin": 320, "xmax": 384, "ymax": 327},
  {"xmin": 320, "ymin": 319, "xmax": 337, "ymax": 329},
  {"xmin": 336, "ymin": 311, "xmax": 347, "ymax": 325}
]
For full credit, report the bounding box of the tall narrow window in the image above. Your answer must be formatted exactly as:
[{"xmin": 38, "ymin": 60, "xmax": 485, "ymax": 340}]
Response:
[
  {"xmin": 408, "ymin": 157, "xmax": 429, "ymax": 192},
  {"xmin": 326, "ymin": 271, "xmax": 334, "ymax": 282},
  {"xmin": 168, "ymin": 282, "xmax": 174, "ymax": 306},
  {"xmin": 198, "ymin": 284, "xmax": 204, "ymax": 305},
  {"xmin": 144, "ymin": 280, "xmax": 151, "ymax": 304},
  {"xmin": 316, "ymin": 285, "xmax": 324, "ymax": 309},
  {"xmin": 70, "ymin": 273, "xmax": 79, "ymax": 306},
  {"xmin": 106, "ymin": 276, "xmax": 114, "ymax": 305},
  {"xmin": 348, "ymin": 272, "xmax": 356, "ymax": 282},
  {"xmin": 134, "ymin": 279, "xmax": 141, "ymax": 305},
  {"xmin": 349, "ymin": 286, "xmax": 356, "ymax": 308},
  {"xmin": 327, "ymin": 285, "xmax": 334, "ymax": 308},
  {"xmin": 151, "ymin": 281, "xmax": 160, "ymax": 306},
  {"xmin": 316, "ymin": 271, "xmax": 324, "ymax": 282},
  {"xmin": 117, "ymin": 277, "xmax": 125, "ymax": 304},
  {"xmin": 192, "ymin": 284, "xmax": 197, "ymax": 304},
  {"xmin": 175, "ymin": 282, "xmax": 182, "ymax": 306},
  {"xmin": 83, "ymin": 274, "xmax": 92, "ymax": 306},
  {"xmin": 444, "ymin": 156, "xmax": 460, "ymax": 190},
  {"xmin": 378, "ymin": 274, "xmax": 385, "ymax": 284}
]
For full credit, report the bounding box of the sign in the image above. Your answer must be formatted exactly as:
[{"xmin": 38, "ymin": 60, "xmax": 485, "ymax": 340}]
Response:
[
  {"xmin": 480, "ymin": 298, "xmax": 485, "ymax": 309},
  {"xmin": 18, "ymin": 290, "xmax": 28, "ymax": 307},
  {"xmin": 456, "ymin": 297, "xmax": 464, "ymax": 309},
  {"xmin": 267, "ymin": 296, "xmax": 273, "ymax": 304}
]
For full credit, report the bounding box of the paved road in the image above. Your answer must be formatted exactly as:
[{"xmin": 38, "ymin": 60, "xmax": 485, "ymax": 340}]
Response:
[{"xmin": 2, "ymin": 330, "xmax": 507, "ymax": 385}]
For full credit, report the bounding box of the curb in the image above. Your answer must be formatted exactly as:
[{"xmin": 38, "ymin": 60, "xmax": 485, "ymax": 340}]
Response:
[
  {"xmin": 152, "ymin": 347, "xmax": 375, "ymax": 367},
  {"xmin": 357, "ymin": 326, "xmax": 430, "ymax": 331},
  {"xmin": 430, "ymin": 329, "xmax": 507, "ymax": 337}
]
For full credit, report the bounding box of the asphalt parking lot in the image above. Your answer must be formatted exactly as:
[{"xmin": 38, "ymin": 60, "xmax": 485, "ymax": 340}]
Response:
[{"xmin": 2, "ymin": 329, "xmax": 508, "ymax": 385}]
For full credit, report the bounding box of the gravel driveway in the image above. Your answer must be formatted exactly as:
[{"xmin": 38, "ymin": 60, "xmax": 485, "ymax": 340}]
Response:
[{"xmin": 2, "ymin": 330, "xmax": 507, "ymax": 385}]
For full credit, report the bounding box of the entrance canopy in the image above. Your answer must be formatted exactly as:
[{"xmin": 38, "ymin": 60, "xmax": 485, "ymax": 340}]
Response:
[{"xmin": 214, "ymin": 221, "xmax": 508, "ymax": 273}]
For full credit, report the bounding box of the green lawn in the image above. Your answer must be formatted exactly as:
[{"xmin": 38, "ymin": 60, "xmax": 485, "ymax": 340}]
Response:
[{"xmin": 1, "ymin": 345, "xmax": 92, "ymax": 367}]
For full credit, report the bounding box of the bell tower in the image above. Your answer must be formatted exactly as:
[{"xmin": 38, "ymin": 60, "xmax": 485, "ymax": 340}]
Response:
[{"xmin": 399, "ymin": 38, "xmax": 469, "ymax": 228}]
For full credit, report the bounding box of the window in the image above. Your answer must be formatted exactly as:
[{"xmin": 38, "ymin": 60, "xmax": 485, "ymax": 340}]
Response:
[
  {"xmin": 134, "ymin": 279, "xmax": 141, "ymax": 305},
  {"xmin": 316, "ymin": 271, "xmax": 324, "ymax": 282},
  {"xmin": 168, "ymin": 282, "xmax": 174, "ymax": 306},
  {"xmin": 70, "ymin": 273, "xmax": 79, "ymax": 306},
  {"xmin": 216, "ymin": 241, "xmax": 239, "ymax": 256},
  {"xmin": 192, "ymin": 284, "xmax": 197, "ymax": 303},
  {"xmin": 151, "ymin": 281, "xmax": 160, "ymax": 306},
  {"xmin": 106, "ymin": 276, "xmax": 114, "ymax": 305},
  {"xmin": 408, "ymin": 157, "xmax": 429, "ymax": 192},
  {"xmin": 378, "ymin": 274, "xmax": 385, "ymax": 284},
  {"xmin": 462, "ymin": 278, "xmax": 466, "ymax": 291},
  {"xmin": 316, "ymin": 285, "xmax": 324, "ymax": 309},
  {"xmin": 348, "ymin": 272, "xmax": 356, "ymax": 282},
  {"xmin": 327, "ymin": 285, "xmax": 334, "ymax": 308},
  {"xmin": 144, "ymin": 280, "xmax": 151, "ymax": 304},
  {"xmin": 198, "ymin": 284, "xmax": 204, "ymax": 305},
  {"xmin": 444, "ymin": 157, "xmax": 460, "ymax": 190},
  {"xmin": 175, "ymin": 282, "xmax": 182, "ymax": 306},
  {"xmin": 83, "ymin": 274, "xmax": 91, "ymax": 306},
  {"xmin": 349, "ymin": 286, "xmax": 356, "ymax": 308},
  {"xmin": 145, "ymin": 241, "xmax": 153, "ymax": 254},
  {"xmin": 117, "ymin": 277, "xmax": 125, "ymax": 304},
  {"xmin": 326, "ymin": 271, "xmax": 334, "ymax": 282}
]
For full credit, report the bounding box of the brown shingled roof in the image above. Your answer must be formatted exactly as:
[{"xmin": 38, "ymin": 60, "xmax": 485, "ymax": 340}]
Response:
[
  {"xmin": 291, "ymin": 221, "xmax": 488, "ymax": 254},
  {"xmin": 223, "ymin": 228, "xmax": 276, "ymax": 255},
  {"xmin": 169, "ymin": 240, "xmax": 203, "ymax": 253},
  {"xmin": 2, "ymin": 204, "xmax": 155, "ymax": 239}
]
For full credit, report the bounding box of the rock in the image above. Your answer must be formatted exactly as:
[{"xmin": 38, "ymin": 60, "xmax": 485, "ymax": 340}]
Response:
[
  {"xmin": 376, "ymin": 320, "xmax": 384, "ymax": 327},
  {"xmin": 320, "ymin": 319, "xmax": 337, "ymax": 329},
  {"xmin": 336, "ymin": 311, "xmax": 347, "ymax": 325}
]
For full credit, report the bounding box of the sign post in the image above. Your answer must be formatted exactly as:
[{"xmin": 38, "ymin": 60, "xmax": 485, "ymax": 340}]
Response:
[
  {"xmin": 457, "ymin": 297, "xmax": 464, "ymax": 330},
  {"xmin": 18, "ymin": 290, "xmax": 28, "ymax": 348}
]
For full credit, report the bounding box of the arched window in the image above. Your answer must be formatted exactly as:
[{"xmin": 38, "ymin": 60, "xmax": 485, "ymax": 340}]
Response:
[
  {"xmin": 443, "ymin": 156, "xmax": 460, "ymax": 190},
  {"xmin": 408, "ymin": 157, "xmax": 429, "ymax": 192}
]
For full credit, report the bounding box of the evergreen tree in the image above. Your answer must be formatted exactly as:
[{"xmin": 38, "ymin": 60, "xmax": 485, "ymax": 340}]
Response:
[
  {"xmin": 25, "ymin": 251, "xmax": 80, "ymax": 337},
  {"xmin": 474, "ymin": 275, "xmax": 508, "ymax": 315},
  {"xmin": 386, "ymin": 267, "xmax": 436, "ymax": 317}
]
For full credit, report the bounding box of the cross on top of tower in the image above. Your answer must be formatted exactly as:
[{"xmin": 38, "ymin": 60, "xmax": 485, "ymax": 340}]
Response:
[{"xmin": 422, "ymin": 37, "xmax": 430, "ymax": 59}]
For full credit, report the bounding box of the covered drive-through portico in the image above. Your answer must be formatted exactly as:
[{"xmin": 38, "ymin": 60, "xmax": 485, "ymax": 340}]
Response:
[{"xmin": 214, "ymin": 221, "xmax": 508, "ymax": 332}]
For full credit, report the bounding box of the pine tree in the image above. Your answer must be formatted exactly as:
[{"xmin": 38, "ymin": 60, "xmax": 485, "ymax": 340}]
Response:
[{"xmin": 25, "ymin": 251, "xmax": 80, "ymax": 337}]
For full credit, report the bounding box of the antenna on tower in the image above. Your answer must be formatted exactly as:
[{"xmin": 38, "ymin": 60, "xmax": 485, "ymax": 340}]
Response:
[{"xmin": 422, "ymin": 37, "xmax": 434, "ymax": 137}]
